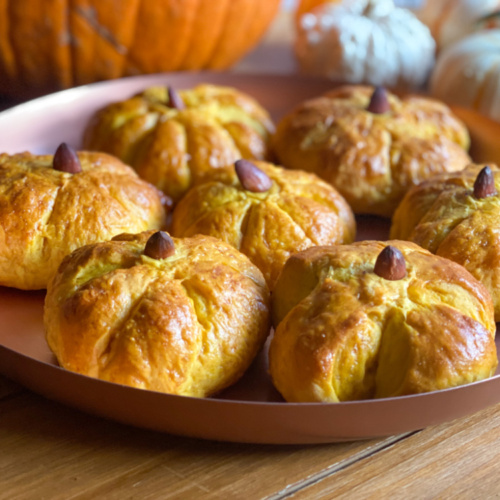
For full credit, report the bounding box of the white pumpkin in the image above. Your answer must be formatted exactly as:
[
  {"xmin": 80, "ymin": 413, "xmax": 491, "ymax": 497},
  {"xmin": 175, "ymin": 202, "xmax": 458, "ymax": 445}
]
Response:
[
  {"xmin": 430, "ymin": 30, "xmax": 500, "ymax": 122},
  {"xmin": 295, "ymin": 0, "xmax": 435, "ymax": 90},
  {"xmin": 417, "ymin": 0, "xmax": 500, "ymax": 50}
]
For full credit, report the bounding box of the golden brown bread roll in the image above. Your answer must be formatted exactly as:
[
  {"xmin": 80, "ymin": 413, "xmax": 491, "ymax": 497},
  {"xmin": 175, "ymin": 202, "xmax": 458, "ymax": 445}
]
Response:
[
  {"xmin": 45, "ymin": 230, "xmax": 270, "ymax": 397},
  {"xmin": 270, "ymin": 241, "xmax": 497, "ymax": 402},
  {"xmin": 0, "ymin": 146, "xmax": 167, "ymax": 290},
  {"xmin": 272, "ymin": 85, "xmax": 471, "ymax": 217},
  {"xmin": 391, "ymin": 163, "xmax": 500, "ymax": 321},
  {"xmin": 83, "ymin": 84, "xmax": 274, "ymax": 203},
  {"xmin": 170, "ymin": 160, "xmax": 356, "ymax": 289}
]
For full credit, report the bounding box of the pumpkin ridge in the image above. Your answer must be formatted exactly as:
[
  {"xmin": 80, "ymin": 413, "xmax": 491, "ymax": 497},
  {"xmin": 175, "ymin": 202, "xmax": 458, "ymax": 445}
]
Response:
[
  {"xmin": 181, "ymin": 113, "xmax": 240, "ymax": 189},
  {"xmin": 176, "ymin": 117, "xmax": 196, "ymax": 194},
  {"xmin": 433, "ymin": 0, "xmax": 456, "ymax": 43},
  {"xmin": 474, "ymin": 59, "xmax": 500, "ymax": 112},
  {"xmin": 125, "ymin": 0, "xmax": 199, "ymax": 74},
  {"xmin": 115, "ymin": 1, "xmax": 148, "ymax": 75},
  {"xmin": 165, "ymin": 0, "xmax": 200, "ymax": 70},
  {"xmin": 10, "ymin": 0, "xmax": 73, "ymax": 94},
  {"xmin": 171, "ymin": 0, "xmax": 200, "ymax": 70},
  {"xmin": 124, "ymin": 115, "xmax": 162, "ymax": 169},
  {"xmin": 119, "ymin": 0, "xmax": 142, "ymax": 78},
  {"xmin": 73, "ymin": 4, "xmax": 128, "ymax": 55},
  {"xmin": 67, "ymin": 0, "xmax": 76, "ymax": 88},
  {"xmin": 131, "ymin": 115, "xmax": 190, "ymax": 199},
  {"xmin": 217, "ymin": 122, "xmax": 245, "ymax": 157},
  {"xmin": 200, "ymin": 0, "xmax": 233, "ymax": 69},
  {"xmin": 430, "ymin": 30, "xmax": 500, "ymax": 122},
  {"xmin": 209, "ymin": 0, "xmax": 262, "ymax": 69},
  {"xmin": 275, "ymin": 196, "xmax": 321, "ymax": 246},
  {"xmin": 222, "ymin": 0, "xmax": 261, "ymax": 68},
  {"xmin": 69, "ymin": 0, "xmax": 88, "ymax": 87},
  {"xmin": 96, "ymin": 270, "xmax": 162, "ymax": 377},
  {"xmin": 70, "ymin": 0, "xmax": 140, "ymax": 85},
  {"xmin": 177, "ymin": 189, "xmax": 250, "ymax": 238},
  {"xmin": 124, "ymin": 0, "xmax": 141, "ymax": 78},
  {"xmin": 178, "ymin": 0, "xmax": 230, "ymax": 70}
]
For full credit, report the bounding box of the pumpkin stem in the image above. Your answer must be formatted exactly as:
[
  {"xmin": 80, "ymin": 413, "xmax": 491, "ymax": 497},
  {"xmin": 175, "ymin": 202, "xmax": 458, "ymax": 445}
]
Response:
[
  {"xmin": 374, "ymin": 245, "xmax": 406, "ymax": 281},
  {"xmin": 53, "ymin": 143, "xmax": 82, "ymax": 174},
  {"xmin": 367, "ymin": 86, "xmax": 390, "ymax": 114},
  {"xmin": 144, "ymin": 231, "xmax": 175, "ymax": 260},
  {"xmin": 473, "ymin": 166, "xmax": 497, "ymax": 199},
  {"xmin": 167, "ymin": 87, "xmax": 185, "ymax": 110},
  {"xmin": 235, "ymin": 159, "xmax": 272, "ymax": 193}
]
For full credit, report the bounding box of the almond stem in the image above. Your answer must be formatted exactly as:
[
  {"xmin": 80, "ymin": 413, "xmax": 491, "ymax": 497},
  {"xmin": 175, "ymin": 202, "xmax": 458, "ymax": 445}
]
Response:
[
  {"xmin": 167, "ymin": 86, "xmax": 185, "ymax": 110},
  {"xmin": 53, "ymin": 143, "xmax": 82, "ymax": 173},
  {"xmin": 374, "ymin": 245, "xmax": 406, "ymax": 281},
  {"xmin": 473, "ymin": 166, "xmax": 496, "ymax": 199},
  {"xmin": 235, "ymin": 159, "xmax": 272, "ymax": 193},
  {"xmin": 367, "ymin": 86, "xmax": 390, "ymax": 114},
  {"xmin": 144, "ymin": 231, "xmax": 175, "ymax": 260}
]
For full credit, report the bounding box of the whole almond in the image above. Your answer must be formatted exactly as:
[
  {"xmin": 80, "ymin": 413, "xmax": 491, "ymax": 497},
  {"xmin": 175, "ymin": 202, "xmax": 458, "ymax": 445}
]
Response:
[
  {"xmin": 144, "ymin": 231, "xmax": 175, "ymax": 260},
  {"xmin": 235, "ymin": 159, "xmax": 272, "ymax": 193},
  {"xmin": 473, "ymin": 166, "xmax": 496, "ymax": 199},
  {"xmin": 374, "ymin": 245, "xmax": 406, "ymax": 281},
  {"xmin": 167, "ymin": 86, "xmax": 185, "ymax": 110},
  {"xmin": 367, "ymin": 86, "xmax": 390, "ymax": 114},
  {"xmin": 53, "ymin": 143, "xmax": 82, "ymax": 173}
]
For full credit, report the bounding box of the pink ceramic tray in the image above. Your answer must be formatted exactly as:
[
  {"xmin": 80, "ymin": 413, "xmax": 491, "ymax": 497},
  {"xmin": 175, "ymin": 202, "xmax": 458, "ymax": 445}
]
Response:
[{"xmin": 1, "ymin": 72, "xmax": 500, "ymax": 444}]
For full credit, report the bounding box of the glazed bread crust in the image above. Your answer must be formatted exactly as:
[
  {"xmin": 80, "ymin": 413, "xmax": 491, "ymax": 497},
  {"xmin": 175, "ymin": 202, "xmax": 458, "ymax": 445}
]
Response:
[
  {"xmin": 270, "ymin": 240, "xmax": 497, "ymax": 402},
  {"xmin": 170, "ymin": 161, "xmax": 356, "ymax": 289},
  {"xmin": 391, "ymin": 163, "xmax": 500, "ymax": 320},
  {"xmin": 83, "ymin": 84, "xmax": 274, "ymax": 203},
  {"xmin": 272, "ymin": 85, "xmax": 471, "ymax": 217},
  {"xmin": 0, "ymin": 151, "xmax": 166, "ymax": 290},
  {"xmin": 45, "ymin": 231, "xmax": 270, "ymax": 397}
]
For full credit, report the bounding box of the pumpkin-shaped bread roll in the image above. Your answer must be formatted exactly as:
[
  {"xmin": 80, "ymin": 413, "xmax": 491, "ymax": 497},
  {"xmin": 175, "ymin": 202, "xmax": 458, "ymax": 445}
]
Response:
[
  {"xmin": 270, "ymin": 241, "xmax": 497, "ymax": 402},
  {"xmin": 391, "ymin": 163, "xmax": 500, "ymax": 321},
  {"xmin": 170, "ymin": 160, "xmax": 356, "ymax": 289},
  {"xmin": 0, "ymin": 145, "xmax": 167, "ymax": 290},
  {"xmin": 45, "ymin": 231, "xmax": 270, "ymax": 397},
  {"xmin": 272, "ymin": 85, "xmax": 471, "ymax": 217},
  {"xmin": 83, "ymin": 84, "xmax": 274, "ymax": 203}
]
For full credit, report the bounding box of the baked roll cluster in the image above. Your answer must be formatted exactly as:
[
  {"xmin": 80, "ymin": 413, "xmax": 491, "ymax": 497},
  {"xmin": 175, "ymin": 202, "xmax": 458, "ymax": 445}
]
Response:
[
  {"xmin": 391, "ymin": 163, "xmax": 500, "ymax": 321},
  {"xmin": 2, "ymin": 80, "xmax": 495, "ymax": 401},
  {"xmin": 83, "ymin": 84, "xmax": 274, "ymax": 203},
  {"xmin": 170, "ymin": 159, "xmax": 356, "ymax": 289},
  {"xmin": 45, "ymin": 231, "xmax": 270, "ymax": 397},
  {"xmin": 0, "ymin": 145, "xmax": 167, "ymax": 290},
  {"xmin": 272, "ymin": 85, "xmax": 471, "ymax": 217},
  {"xmin": 270, "ymin": 241, "xmax": 497, "ymax": 402}
]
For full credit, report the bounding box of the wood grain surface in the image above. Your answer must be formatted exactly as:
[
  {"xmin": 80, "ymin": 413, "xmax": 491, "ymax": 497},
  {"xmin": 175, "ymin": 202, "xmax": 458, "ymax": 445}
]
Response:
[
  {"xmin": 291, "ymin": 401, "xmax": 500, "ymax": 499},
  {"xmin": 3, "ymin": 370, "xmax": 500, "ymax": 499},
  {"xmin": 0, "ymin": 375, "xmax": 409, "ymax": 500}
]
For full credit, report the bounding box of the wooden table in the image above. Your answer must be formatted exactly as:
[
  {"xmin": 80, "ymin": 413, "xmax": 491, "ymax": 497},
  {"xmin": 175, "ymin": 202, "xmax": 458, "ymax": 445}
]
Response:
[
  {"xmin": 2, "ymin": 373, "xmax": 500, "ymax": 498},
  {"xmin": 3, "ymin": 8, "xmax": 500, "ymax": 499}
]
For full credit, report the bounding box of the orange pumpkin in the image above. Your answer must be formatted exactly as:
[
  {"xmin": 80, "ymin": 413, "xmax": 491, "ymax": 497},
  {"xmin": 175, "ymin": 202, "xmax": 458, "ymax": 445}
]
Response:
[{"xmin": 0, "ymin": 0, "xmax": 281, "ymax": 99}]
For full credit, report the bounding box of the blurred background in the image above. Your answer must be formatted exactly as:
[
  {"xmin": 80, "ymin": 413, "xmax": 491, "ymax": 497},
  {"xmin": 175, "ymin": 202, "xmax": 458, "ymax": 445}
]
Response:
[
  {"xmin": 235, "ymin": 0, "xmax": 423, "ymax": 75},
  {"xmin": 0, "ymin": 0, "xmax": 499, "ymax": 120}
]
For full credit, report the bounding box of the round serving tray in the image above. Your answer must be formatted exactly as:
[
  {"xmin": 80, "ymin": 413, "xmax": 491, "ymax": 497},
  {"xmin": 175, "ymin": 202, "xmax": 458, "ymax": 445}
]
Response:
[{"xmin": 1, "ymin": 72, "xmax": 500, "ymax": 444}]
